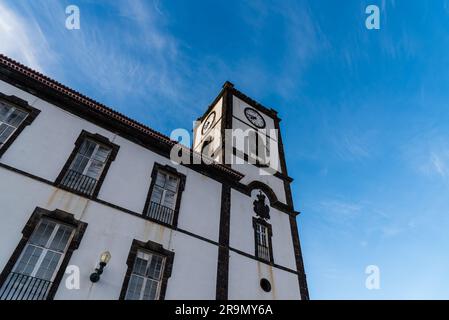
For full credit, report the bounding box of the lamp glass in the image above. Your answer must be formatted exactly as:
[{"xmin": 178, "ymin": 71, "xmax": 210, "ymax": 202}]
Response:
[{"xmin": 100, "ymin": 251, "xmax": 111, "ymax": 264}]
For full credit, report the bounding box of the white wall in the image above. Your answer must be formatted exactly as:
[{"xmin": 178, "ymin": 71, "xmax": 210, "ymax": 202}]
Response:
[
  {"xmin": 0, "ymin": 167, "xmax": 219, "ymax": 299},
  {"xmin": 231, "ymin": 161, "xmax": 287, "ymax": 205},
  {"xmin": 0, "ymin": 79, "xmax": 302, "ymax": 300},
  {"xmin": 177, "ymin": 169, "xmax": 222, "ymax": 242},
  {"xmin": 228, "ymin": 252, "xmax": 301, "ymax": 300},
  {"xmin": 193, "ymin": 97, "xmax": 223, "ymax": 154},
  {"xmin": 0, "ymin": 80, "xmax": 222, "ymax": 242},
  {"xmin": 232, "ymin": 96, "xmax": 276, "ymax": 134},
  {"xmin": 229, "ymin": 94, "xmax": 286, "ymax": 203},
  {"xmin": 229, "ymin": 189, "xmax": 297, "ymax": 271}
]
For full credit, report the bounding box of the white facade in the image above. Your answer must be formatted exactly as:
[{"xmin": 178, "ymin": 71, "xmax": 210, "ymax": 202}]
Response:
[{"xmin": 0, "ymin": 56, "xmax": 308, "ymax": 300}]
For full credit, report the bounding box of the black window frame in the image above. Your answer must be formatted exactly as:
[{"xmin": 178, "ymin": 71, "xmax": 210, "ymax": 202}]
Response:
[
  {"xmin": 0, "ymin": 207, "xmax": 87, "ymax": 300},
  {"xmin": 142, "ymin": 163, "xmax": 186, "ymax": 227},
  {"xmin": 252, "ymin": 217, "xmax": 274, "ymax": 263},
  {"xmin": 54, "ymin": 130, "xmax": 120, "ymax": 199},
  {"xmin": 119, "ymin": 239, "xmax": 174, "ymax": 300},
  {"xmin": 0, "ymin": 93, "xmax": 40, "ymax": 158}
]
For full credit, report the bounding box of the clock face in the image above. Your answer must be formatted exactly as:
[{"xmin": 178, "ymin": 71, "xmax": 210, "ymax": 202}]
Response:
[
  {"xmin": 244, "ymin": 108, "xmax": 266, "ymax": 128},
  {"xmin": 202, "ymin": 111, "xmax": 216, "ymax": 135}
]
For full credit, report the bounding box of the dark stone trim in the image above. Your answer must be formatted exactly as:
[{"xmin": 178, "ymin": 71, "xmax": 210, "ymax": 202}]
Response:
[
  {"xmin": 289, "ymin": 216, "xmax": 309, "ymax": 300},
  {"xmin": 0, "ymin": 207, "xmax": 87, "ymax": 300},
  {"xmin": 119, "ymin": 239, "xmax": 174, "ymax": 300},
  {"xmin": 221, "ymin": 82, "xmax": 234, "ymax": 167},
  {"xmin": 196, "ymin": 84, "xmax": 228, "ymax": 123},
  {"xmin": 215, "ymin": 184, "xmax": 231, "ymax": 300},
  {"xmin": 0, "ymin": 162, "xmax": 218, "ymax": 246},
  {"xmin": 0, "ymin": 158, "xmax": 295, "ymax": 225},
  {"xmin": 196, "ymin": 81, "xmax": 279, "ymax": 124},
  {"xmin": 142, "ymin": 162, "xmax": 186, "ymax": 228},
  {"xmin": 252, "ymin": 217, "xmax": 274, "ymax": 263},
  {"xmin": 274, "ymin": 171, "xmax": 294, "ymax": 183},
  {"xmin": 230, "ymin": 86, "xmax": 279, "ymax": 121},
  {"xmin": 0, "ymin": 162, "xmax": 300, "ymax": 277},
  {"xmin": 247, "ymin": 181, "xmax": 279, "ymax": 205},
  {"xmin": 273, "ymin": 118, "xmax": 295, "ymax": 208},
  {"xmin": 0, "ymin": 64, "xmax": 244, "ymax": 184},
  {"xmin": 96, "ymin": 198, "xmax": 220, "ymax": 247},
  {"xmin": 96, "ymin": 198, "xmax": 176, "ymax": 229},
  {"xmin": 273, "ymin": 119, "xmax": 288, "ymax": 177},
  {"xmin": 273, "ymin": 118, "xmax": 309, "ymax": 299},
  {"xmin": 0, "ymin": 93, "xmax": 40, "ymax": 158},
  {"xmin": 232, "ymin": 147, "xmax": 271, "ymax": 169},
  {"xmin": 177, "ymin": 227, "xmax": 219, "ymax": 247},
  {"xmin": 54, "ymin": 130, "xmax": 120, "ymax": 199},
  {"xmin": 195, "ymin": 120, "xmax": 221, "ymax": 152},
  {"xmin": 228, "ymin": 247, "xmax": 298, "ymax": 275},
  {"xmin": 234, "ymin": 180, "xmax": 299, "ymax": 216},
  {"xmin": 0, "ymin": 162, "xmax": 54, "ymax": 185}
]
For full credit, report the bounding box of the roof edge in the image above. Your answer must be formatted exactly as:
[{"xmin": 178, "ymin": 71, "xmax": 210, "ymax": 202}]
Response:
[{"xmin": 0, "ymin": 53, "xmax": 244, "ymax": 181}]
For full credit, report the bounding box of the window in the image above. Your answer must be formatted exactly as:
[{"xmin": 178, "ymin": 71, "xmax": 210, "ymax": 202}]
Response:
[
  {"xmin": 0, "ymin": 220, "xmax": 74, "ymax": 300},
  {"xmin": 255, "ymin": 223, "xmax": 270, "ymax": 261},
  {"xmin": 0, "ymin": 208, "xmax": 87, "ymax": 300},
  {"xmin": 120, "ymin": 240, "xmax": 174, "ymax": 301},
  {"xmin": 55, "ymin": 131, "xmax": 119, "ymax": 198},
  {"xmin": 0, "ymin": 94, "xmax": 40, "ymax": 158},
  {"xmin": 143, "ymin": 163, "xmax": 186, "ymax": 226},
  {"xmin": 61, "ymin": 139, "xmax": 111, "ymax": 196},
  {"xmin": 0, "ymin": 219, "xmax": 74, "ymax": 300},
  {"xmin": 150, "ymin": 170, "xmax": 179, "ymax": 211},
  {"xmin": 0, "ymin": 101, "xmax": 28, "ymax": 148},
  {"xmin": 253, "ymin": 218, "xmax": 273, "ymax": 263},
  {"xmin": 125, "ymin": 250, "xmax": 166, "ymax": 300}
]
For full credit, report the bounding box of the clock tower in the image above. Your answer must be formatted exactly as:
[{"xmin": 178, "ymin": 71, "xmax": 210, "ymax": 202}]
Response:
[
  {"xmin": 193, "ymin": 81, "xmax": 285, "ymax": 180},
  {"xmin": 194, "ymin": 81, "xmax": 308, "ymax": 299}
]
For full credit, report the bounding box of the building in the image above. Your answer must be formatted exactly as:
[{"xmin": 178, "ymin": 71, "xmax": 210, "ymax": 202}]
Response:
[{"xmin": 0, "ymin": 54, "xmax": 309, "ymax": 300}]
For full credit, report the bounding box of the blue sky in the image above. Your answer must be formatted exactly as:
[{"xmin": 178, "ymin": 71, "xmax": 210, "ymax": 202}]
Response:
[{"xmin": 1, "ymin": 0, "xmax": 449, "ymax": 299}]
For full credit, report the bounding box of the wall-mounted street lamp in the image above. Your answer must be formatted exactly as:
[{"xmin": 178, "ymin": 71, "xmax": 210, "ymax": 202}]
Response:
[{"xmin": 90, "ymin": 251, "xmax": 111, "ymax": 283}]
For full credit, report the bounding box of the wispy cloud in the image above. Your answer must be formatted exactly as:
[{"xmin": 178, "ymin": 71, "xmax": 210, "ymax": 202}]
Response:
[
  {"xmin": 309, "ymin": 197, "xmax": 409, "ymax": 241},
  {"xmin": 402, "ymin": 127, "xmax": 449, "ymax": 181},
  {"xmin": 0, "ymin": 1, "xmax": 51, "ymax": 71},
  {"xmin": 0, "ymin": 0, "xmax": 330, "ymax": 135},
  {"xmin": 0, "ymin": 0, "xmax": 221, "ymax": 131},
  {"xmin": 332, "ymin": 130, "xmax": 372, "ymax": 161},
  {"xmin": 415, "ymin": 150, "xmax": 449, "ymax": 181},
  {"xmin": 429, "ymin": 152, "xmax": 449, "ymax": 178},
  {"xmin": 380, "ymin": 225, "xmax": 404, "ymax": 238},
  {"xmin": 318, "ymin": 199, "xmax": 362, "ymax": 219},
  {"xmin": 234, "ymin": 0, "xmax": 329, "ymax": 100},
  {"xmin": 271, "ymin": 1, "xmax": 329, "ymax": 98}
]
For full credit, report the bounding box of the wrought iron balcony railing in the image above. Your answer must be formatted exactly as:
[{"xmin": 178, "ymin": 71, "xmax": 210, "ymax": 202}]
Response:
[
  {"xmin": 0, "ymin": 272, "xmax": 52, "ymax": 300},
  {"xmin": 257, "ymin": 244, "xmax": 271, "ymax": 262},
  {"xmin": 145, "ymin": 201, "xmax": 175, "ymax": 225},
  {"xmin": 60, "ymin": 169, "xmax": 98, "ymax": 196}
]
